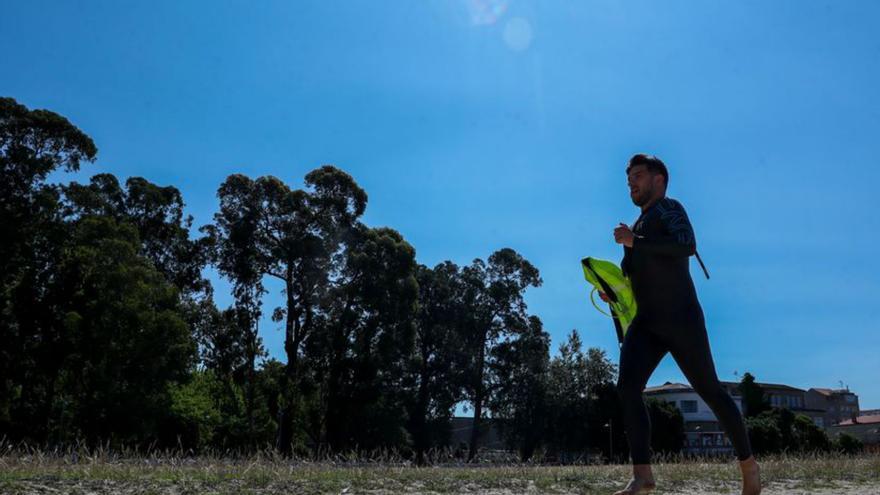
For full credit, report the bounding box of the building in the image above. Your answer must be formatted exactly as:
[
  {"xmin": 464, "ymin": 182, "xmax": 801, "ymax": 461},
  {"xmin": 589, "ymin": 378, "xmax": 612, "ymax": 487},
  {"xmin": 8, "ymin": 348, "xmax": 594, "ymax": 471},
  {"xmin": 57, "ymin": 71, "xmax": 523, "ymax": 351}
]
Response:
[
  {"xmin": 646, "ymin": 379, "xmax": 852, "ymax": 454},
  {"xmin": 828, "ymin": 414, "xmax": 880, "ymax": 453},
  {"xmin": 448, "ymin": 417, "xmax": 506, "ymax": 451},
  {"xmin": 644, "ymin": 382, "xmax": 741, "ymax": 456},
  {"xmin": 806, "ymin": 387, "xmax": 860, "ymax": 426},
  {"xmin": 720, "ymin": 381, "xmax": 826, "ymax": 427}
]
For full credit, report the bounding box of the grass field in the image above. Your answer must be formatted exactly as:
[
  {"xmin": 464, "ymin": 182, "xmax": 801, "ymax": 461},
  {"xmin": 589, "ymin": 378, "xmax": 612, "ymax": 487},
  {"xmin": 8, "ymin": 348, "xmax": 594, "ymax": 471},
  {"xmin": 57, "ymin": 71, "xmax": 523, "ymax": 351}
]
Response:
[{"xmin": 1, "ymin": 446, "xmax": 878, "ymax": 494}]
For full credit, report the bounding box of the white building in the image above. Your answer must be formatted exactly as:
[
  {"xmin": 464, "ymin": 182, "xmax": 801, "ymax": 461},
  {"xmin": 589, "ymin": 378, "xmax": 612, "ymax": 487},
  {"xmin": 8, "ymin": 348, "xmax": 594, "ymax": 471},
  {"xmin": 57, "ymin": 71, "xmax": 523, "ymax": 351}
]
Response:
[{"xmin": 645, "ymin": 382, "xmax": 743, "ymax": 455}]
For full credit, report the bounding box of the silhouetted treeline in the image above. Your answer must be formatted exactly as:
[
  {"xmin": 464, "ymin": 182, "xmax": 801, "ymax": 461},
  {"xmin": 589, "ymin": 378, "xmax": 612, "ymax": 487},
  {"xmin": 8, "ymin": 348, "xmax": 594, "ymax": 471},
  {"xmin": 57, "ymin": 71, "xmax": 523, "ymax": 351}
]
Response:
[{"xmin": 1, "ymin": 97, "xmax": 645, "ymax": 463}]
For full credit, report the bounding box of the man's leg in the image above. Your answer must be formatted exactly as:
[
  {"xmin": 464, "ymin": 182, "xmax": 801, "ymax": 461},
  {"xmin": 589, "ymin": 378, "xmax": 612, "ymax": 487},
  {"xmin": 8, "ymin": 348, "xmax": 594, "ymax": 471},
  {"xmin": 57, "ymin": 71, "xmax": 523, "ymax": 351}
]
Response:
[
  {"xmin": 667, "ymin": 321, "xmax": 761, "ymax": 494},
  {"xmin": 666, "ymin": 321, "xmax": 752, "ymax": 461},
  {"xmin": 616, "ymin": 322, "xmax": 669, "ymax": 465}
]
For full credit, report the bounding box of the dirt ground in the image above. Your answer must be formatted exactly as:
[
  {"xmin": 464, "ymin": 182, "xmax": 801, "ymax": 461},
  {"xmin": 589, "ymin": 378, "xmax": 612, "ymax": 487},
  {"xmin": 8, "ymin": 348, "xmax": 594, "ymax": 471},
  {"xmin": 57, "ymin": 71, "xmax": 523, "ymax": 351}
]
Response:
[{"xmin": 3, "ymin": 479, "xmax": 880, "ymax": 494}]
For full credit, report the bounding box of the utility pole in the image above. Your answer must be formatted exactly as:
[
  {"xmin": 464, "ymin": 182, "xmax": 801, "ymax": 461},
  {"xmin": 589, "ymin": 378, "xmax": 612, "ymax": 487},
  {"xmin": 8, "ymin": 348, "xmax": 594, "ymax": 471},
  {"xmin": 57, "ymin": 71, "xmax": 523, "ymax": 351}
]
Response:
[{"xmin": 604, "ymin": 420, "xmax": 613, "ymax": 462}]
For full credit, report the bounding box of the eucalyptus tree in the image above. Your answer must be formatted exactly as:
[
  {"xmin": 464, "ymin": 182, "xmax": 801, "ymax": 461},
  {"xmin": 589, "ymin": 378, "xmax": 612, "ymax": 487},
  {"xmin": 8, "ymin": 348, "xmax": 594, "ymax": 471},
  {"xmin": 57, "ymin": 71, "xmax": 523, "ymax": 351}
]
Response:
[
  {"xmin": 405, "ymin": 261, "xmax": 470, "ymax": 465},
  {"xmin": 0, "ymin": 97, "xmax": 97, "ymax": 439},
  {"xmin": 63, "ymin": 174, "xmax": 209, "ymax": 295},
  {"xmin": 207, "ymin": 166, "xmax": 366, "ymax": 453},
  {"xmin": 488, "ymin": 315, "xmax": 550, "ymax": 461},
  {"xmin": 544, "ymin": 330, "xmax": 618, "ymax": 461},
  {"xmin": 312, "ymin": 225, "xmax": 418, "ymax": 452},
  {"xmin": 459, "ymin": 248, "xmax": 541, "ymax": 462}
]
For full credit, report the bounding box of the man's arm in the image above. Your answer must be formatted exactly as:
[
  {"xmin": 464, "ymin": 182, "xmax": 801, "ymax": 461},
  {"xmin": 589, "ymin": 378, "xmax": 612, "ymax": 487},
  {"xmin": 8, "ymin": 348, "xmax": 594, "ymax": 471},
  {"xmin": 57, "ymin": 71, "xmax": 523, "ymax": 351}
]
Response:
[{"xmin": 632, "ymin": 198, "xmax": 696, "ymax": 257}]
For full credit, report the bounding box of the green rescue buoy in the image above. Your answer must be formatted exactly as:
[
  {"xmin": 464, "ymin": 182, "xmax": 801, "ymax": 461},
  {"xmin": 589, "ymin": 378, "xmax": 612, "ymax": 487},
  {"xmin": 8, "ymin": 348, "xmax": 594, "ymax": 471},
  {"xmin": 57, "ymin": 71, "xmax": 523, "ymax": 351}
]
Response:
[{"xmin": 581, "ymin": 257, "xmax": 637, "ymax": 345}]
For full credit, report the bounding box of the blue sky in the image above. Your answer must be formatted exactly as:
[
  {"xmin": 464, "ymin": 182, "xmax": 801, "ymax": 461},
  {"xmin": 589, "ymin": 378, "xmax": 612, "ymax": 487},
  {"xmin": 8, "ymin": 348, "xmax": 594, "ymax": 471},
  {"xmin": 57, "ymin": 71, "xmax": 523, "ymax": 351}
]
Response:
[{"xmin": 3, "ymin": 0, "xmax": 879, "ymax": 409}]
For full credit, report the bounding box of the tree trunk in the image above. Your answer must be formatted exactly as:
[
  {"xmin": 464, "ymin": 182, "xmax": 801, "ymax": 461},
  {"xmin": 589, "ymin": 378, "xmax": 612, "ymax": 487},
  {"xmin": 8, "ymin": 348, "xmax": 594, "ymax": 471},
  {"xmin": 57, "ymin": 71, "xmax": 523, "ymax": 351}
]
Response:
[
  {"xmin": 276, "ymin": 281, "xmax": 300, "ymax": 455},
  {"xmin": 245, "ymin": 329, "xmax": 256, "ymax": 447},
  {"xmin": 467, "ymin": 342, "xmax": 486, "ymax": 463},
  {"xmin": 414, "ymin": 352, "xmax": 431, "ymax": 466}
]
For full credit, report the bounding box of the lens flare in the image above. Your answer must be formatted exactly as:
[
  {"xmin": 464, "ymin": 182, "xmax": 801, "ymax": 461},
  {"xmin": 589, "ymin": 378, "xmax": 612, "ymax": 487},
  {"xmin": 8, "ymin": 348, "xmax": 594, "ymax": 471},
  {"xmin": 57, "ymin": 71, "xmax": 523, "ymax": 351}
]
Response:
[
  {"xmin": 465, "ymin": 0, "xmax": 509, "ymax": 25},
  {"xmin": 503, "ymin": 17, "xmax": 533, "ymax": 51}
]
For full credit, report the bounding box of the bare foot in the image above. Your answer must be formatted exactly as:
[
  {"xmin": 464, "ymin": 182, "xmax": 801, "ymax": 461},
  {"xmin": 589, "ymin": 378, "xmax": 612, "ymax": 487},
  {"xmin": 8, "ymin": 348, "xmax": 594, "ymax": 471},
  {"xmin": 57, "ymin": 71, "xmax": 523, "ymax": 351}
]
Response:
[
  {"xmin": 612, "ymin": 477, "xmax": 656, "ymax": 495},
  {"xmin": 739, "ymin": 456, "xmax": 761, "ymax": 495}
]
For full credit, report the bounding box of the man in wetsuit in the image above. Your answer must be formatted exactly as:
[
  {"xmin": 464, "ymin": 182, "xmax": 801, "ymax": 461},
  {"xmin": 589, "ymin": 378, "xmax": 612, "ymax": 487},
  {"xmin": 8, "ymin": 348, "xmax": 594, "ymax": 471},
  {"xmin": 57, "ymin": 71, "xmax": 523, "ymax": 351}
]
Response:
[{"xmin": 600, "ymin": 154, "xmax": 761, "ymax": 495}]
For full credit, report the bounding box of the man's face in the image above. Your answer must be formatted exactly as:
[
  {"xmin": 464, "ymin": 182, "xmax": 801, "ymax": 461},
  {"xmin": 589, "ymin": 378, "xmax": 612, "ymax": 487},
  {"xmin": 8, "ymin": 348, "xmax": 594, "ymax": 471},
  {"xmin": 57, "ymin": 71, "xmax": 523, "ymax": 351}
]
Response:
[{"xmin": 626, "ymin": 164, "xmax": 662, "ymax": 207}]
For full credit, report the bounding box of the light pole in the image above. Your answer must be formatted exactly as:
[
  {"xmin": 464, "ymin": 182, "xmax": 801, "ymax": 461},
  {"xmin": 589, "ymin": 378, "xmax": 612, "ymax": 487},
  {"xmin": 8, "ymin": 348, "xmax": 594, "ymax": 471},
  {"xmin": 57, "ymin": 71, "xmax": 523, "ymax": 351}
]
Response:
[{"xmin": 604, "ymin": 420, "xmax": 613, "ymax": 462}]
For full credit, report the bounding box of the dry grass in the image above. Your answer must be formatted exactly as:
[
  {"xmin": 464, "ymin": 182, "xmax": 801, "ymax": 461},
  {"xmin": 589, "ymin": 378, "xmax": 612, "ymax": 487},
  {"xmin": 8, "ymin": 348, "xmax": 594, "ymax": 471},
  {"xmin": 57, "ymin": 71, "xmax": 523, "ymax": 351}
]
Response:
[{"xmin": 0, "ymin": 441, "xmax": 878, "ymax": 494}]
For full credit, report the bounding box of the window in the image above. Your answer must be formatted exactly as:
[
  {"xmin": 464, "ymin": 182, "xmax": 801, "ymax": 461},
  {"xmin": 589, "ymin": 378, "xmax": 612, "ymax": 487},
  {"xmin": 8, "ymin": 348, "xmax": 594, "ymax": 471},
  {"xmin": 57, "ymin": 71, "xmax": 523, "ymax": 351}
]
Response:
[
  {"xmin": 680, "ymin": 400, "xmax": 698, "ymax": 413},
  {"xmin": 846, "ymin": 394, "xmax": 856, "ymax": 403}
]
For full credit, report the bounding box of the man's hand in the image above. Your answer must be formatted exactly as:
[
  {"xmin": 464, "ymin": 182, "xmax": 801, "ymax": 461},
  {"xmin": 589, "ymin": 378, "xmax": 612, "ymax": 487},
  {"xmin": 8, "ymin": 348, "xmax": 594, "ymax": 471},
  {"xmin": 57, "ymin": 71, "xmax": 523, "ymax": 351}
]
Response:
[{"xmin": 614, "ymin": 222, "xmax": 634, "ymax": 248}]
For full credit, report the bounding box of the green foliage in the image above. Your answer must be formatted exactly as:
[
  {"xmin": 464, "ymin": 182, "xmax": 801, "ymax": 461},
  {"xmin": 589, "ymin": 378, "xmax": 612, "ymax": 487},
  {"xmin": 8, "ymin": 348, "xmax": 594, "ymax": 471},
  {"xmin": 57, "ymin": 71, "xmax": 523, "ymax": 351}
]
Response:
[
  {"xmin": 746, "ymin": 407, "xmax": 833, "ymax": 455},
  {"xmin": 745, "ymin": 413, "xmax": 784, "ymax": 454},
  {"xmin": 792, "ymin": 414, "xmax": 832, "ymax": 452},
  {"xmin": 314, "ymin": 226, "xmax": 419, "ymax": 452},
  {"xmin": 489, "ymin": 316, "xmax": 550, "ymax": 461},
  {"xmin": 207, "ymin": 168, "xmax": 369, "ymax": 454},
  {"xmin": 55, "ymin": 216, "xmax": 197, "ymax": 445},
  {"xmin": 167, "ymin": 371, "xmax": 224, "ymax": 450},
  {"xmin": 738, "ymin": 372, "xmax": 770, "ymax": 418},
  {"xmin": 459, "ymin": 248, "xmax": 542, "ymax": 461},
  {"xmin": 404, "ymin": 262, "xmax": 470, "ymax": 464},
  {"xmin": 834, "ymin": 432, "xmax": 863, "ymax": 454},
  {"xmin": 543, "ymin": 330, "xmax": 620, "ymax": 462},
  {"xmin": 1, "ymin": 97, "xmax": 98, "ymax": 440},
  {"xmin": 646, "ymin": 398, "xmax": 685, "ymax": 455}
]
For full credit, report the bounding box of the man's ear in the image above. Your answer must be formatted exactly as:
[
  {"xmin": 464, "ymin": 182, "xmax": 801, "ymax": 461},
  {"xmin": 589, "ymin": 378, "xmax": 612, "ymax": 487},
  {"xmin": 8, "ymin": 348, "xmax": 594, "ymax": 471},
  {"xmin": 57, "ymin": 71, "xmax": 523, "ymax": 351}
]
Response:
[{"xmin": 653, "ymin": 174, "xmax": 665, "ymax": 189}]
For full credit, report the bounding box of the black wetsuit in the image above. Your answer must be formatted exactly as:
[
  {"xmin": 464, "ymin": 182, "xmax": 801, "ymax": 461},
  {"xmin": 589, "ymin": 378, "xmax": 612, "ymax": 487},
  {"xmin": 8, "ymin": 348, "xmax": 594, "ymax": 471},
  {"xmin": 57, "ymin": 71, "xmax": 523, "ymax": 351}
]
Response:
[{"xmin": 617, "ymin": 196, "xmax": 752, "ymax": 464}]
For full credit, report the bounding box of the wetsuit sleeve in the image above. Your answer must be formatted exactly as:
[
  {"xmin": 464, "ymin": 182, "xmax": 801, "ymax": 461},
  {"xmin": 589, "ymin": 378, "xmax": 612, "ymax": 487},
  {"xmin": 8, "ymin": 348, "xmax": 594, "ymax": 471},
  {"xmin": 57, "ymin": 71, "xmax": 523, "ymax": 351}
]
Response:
[{"xmin": 631, "ymin": 199, "xmax": 696, "ymax": 257}]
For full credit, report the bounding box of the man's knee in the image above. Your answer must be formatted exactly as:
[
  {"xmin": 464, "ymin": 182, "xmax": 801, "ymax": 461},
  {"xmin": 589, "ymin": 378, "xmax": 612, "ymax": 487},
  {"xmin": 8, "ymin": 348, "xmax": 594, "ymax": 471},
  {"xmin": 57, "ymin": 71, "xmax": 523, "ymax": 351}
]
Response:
[
  {"xmin": 695, "ymin": 381, "xmax": 729, "ymax": 406},
  {"xmin": 616, "ymin": 376, "xmax": 640, "ymax": 401}
]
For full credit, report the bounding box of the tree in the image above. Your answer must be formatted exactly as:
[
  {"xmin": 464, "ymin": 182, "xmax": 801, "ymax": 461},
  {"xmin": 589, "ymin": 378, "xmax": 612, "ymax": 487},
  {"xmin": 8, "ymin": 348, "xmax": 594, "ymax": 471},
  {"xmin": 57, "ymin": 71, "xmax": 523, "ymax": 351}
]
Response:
[
  {"xmin": 835, "ymin": 432, "xmax": 863, "ymax": 455},
  {"xmin": 207, "ymin": 167, "xmax": 367, "ymax": 454},
  {"xmin": 62, "ymin": 174, "xmax": 210, "ymax": 296},
  {"xmin": 488, "ymin": 315, "xmax": 550, "ymax": 461},
  {"xmin": 745, "ymin": 413, "xmax": 783, "ymax": 455},
  {"xmin": 405, "ymin": 262, "xmax": 469, "ymax": 465},
  {"xmin": 51, "ymin": 216, "xmax": 196, "ymax": 445},
  {"xmin": 745, "ymin": 407, "xmax": 832, "ymax": 454},
  {"xmin": 738, "ymin": 372, "xmax": 769, "ymax": 418},
  {"xmin": 646, "ymin": 398, "xmax": 685, "ymax": 455},
  {"xmin": 792, "ymin": 414, "xmax": 831, "ymax": 452},
  {"xmin": 0, "ymin": 97, "xmax": 97, "ymax": 440},
  {"xmin": 0, "ymin": 97, "xmax": 96, "ymax": 274},
  {"xmin": 544, "ymin": 330, "xmax": 619, "ymax": 462},
  {"xmin": 312, "ymin": 226, "xmax": 419, "ymax": 452},
  {"xmin": 459, "ymin": 248, "xmax": 542, "ymax": 462}
]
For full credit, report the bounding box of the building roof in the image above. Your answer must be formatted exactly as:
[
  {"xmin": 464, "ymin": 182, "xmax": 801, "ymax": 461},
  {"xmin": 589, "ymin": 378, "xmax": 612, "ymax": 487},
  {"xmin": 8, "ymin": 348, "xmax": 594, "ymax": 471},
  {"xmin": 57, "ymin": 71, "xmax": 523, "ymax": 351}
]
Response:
[
  {"xmin": 720, "ymin": 380, "xmax": 805, "ymax": 393},
  {"xmin": 834, "ymin": 415, "xmax": 880, "ymax": 426},
  {"xmin": 645, "ymin": 382, "xmax": 693, "ymax": 393},
  {"xmin": 648, "ymin": 381, "xmax": 853, "ymax": 397},
  {"xmin": 810, "ymin": 387, "xmax": 853, "ymax": 397}
]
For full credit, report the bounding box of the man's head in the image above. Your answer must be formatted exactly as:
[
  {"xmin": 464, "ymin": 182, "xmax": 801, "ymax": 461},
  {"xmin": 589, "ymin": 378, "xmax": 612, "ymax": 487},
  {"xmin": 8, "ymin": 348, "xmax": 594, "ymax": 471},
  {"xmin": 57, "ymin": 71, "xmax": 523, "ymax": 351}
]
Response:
[{"xmin": 626, "ymin": 154, "xmax": 668, "ymax": 207}]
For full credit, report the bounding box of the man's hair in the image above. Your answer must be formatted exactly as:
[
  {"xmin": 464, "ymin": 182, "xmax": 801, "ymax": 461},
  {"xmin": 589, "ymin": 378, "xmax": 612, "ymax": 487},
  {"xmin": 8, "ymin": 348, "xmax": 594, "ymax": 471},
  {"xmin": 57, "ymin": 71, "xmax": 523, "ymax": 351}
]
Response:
[{"xmin": 626, "ymin": 154, "xmax": 669, "ymax": 187}]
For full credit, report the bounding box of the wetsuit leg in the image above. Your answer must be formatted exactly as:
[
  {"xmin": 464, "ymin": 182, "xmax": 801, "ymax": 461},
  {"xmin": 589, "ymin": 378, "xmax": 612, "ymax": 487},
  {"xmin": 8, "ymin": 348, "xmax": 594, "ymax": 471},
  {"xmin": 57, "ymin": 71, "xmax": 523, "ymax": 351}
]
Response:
[
  {"xmin": 616, "ymin": 321, "xmax": 669, "ymax": 465},
  {"xmin": 667, "ymin": 321, "xmax": 753, "ymax": 461}
]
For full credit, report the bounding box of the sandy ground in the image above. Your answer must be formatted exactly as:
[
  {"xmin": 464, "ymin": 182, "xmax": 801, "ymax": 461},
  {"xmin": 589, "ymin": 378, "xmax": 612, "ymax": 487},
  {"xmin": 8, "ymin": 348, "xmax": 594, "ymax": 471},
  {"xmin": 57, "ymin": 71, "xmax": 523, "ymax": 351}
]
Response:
[{"xmin": 3, "ymin": 480, "xmax": 880, "ymax": 494}]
